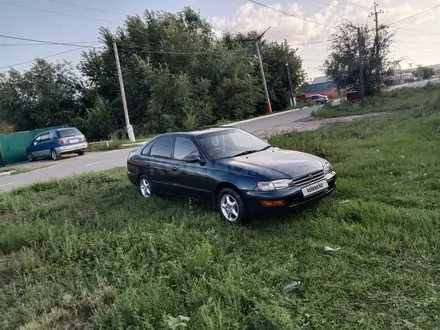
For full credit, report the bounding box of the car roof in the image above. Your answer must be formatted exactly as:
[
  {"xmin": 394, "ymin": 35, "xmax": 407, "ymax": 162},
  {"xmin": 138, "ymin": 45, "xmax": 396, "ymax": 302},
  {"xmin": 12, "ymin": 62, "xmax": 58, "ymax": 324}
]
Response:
[
  {"xmin": 161, "ymin": 126, "xmax": 237, "ymax": 137},
  {"xmin": 56, "ymin": 127, "xmax": 77, "ymax": 131}
]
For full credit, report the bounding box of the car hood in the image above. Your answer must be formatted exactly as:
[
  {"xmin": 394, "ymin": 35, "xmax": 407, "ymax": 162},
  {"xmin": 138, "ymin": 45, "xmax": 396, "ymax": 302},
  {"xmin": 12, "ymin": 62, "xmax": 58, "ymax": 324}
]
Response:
[{"xmin": 219, "ymin": 147, "xmax": 325, "ymax": 179}]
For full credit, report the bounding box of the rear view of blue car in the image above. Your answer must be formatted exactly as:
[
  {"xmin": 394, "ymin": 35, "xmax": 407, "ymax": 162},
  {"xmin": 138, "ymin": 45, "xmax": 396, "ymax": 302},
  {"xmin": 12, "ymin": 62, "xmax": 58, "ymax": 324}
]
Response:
[{"xmin": 26, "ymin": 127, "xmax": 88, "ymax": 161}]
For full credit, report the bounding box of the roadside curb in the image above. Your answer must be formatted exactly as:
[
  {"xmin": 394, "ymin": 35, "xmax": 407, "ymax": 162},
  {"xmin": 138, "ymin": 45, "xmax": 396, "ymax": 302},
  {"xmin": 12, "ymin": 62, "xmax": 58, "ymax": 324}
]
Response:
[
  {"xmin": 0, "ymin": 170, "xmax": 16, "ymax": 177},
  {"xmin": 121, "ymin": 141, "xmax": 148, "ymax": 147}
]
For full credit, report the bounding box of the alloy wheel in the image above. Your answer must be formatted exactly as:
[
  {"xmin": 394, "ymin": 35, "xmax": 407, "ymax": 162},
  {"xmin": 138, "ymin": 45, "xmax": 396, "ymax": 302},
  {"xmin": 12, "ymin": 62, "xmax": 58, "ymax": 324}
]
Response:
[
  {"xmin": 140, "ymin": 177, "xmax": 152, "ymax": 198},
  {"xmin": 220, "ymin": 194, "xmax": 239, "ymax": 222}
]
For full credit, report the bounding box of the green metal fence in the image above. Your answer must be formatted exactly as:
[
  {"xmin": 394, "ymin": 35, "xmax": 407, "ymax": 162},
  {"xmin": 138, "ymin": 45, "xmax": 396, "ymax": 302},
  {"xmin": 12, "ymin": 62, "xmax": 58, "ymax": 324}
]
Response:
[{"xmin": 0, "ymin": 126, "xmax": 68, "ymax": 166}]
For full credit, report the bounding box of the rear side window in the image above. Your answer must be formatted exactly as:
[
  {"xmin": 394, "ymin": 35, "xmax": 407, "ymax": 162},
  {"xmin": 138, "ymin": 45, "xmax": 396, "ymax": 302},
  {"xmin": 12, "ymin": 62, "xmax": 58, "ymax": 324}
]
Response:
[
  {"xmin": 57, "ymin": 128, "xmax": 82, "ymax": 138},
  {"xmin": 150, "ymin": 136, "xmax": 174, "ymax": 159},
  {"xmin": 141, "ymin": 141, "xmax": 154, "ymax": 156}
]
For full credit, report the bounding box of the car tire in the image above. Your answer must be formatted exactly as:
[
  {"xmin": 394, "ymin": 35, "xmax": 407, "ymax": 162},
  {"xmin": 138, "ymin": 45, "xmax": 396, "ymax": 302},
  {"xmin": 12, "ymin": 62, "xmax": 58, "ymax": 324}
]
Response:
[
  {"xmin": 138, "ymin": 175, "xmax": 153, "ymax": 198},
  {"xmin": 50, "ymin": 149, "xmax": 60, "ymax": 161},
  {"xmin": 217, "ymin": 188, "xmax": 247, "ymax": 225},
  {"xmin": 77, "ymin": 150, "xmax": 85, "ymax": 156},
  {"xmin": 27, "ymin": 152, "xmax": 34, "ymax": 162}
]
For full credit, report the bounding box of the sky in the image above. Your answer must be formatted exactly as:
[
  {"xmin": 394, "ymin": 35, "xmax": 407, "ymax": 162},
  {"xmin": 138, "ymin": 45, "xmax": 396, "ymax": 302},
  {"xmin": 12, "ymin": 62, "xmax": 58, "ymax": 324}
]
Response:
[{"xmin": 0, "ymin": 0, "xmax": 439, "ymax": 79}]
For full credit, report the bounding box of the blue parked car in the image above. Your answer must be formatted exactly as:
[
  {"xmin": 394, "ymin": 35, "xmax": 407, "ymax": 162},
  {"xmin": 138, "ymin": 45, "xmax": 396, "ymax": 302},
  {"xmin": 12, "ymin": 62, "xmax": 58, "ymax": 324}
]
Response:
[{"xmin": 26, "ymin": 127, "xmax": 88, "ymax": 161}]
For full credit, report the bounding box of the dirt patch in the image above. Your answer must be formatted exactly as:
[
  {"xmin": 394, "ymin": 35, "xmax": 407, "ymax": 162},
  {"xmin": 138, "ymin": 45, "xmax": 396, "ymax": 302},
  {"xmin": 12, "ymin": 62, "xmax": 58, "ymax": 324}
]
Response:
[
  {"xmin": 297, "ymin": 111, "xmax": 393, "ymax": 123},
  {"xmin": 0, "ymin": 254, "xmax": 14, "ymax": 280},
  {"xmin": 0, "ymin": 212, "xmax": 17, "ymax": 221}
]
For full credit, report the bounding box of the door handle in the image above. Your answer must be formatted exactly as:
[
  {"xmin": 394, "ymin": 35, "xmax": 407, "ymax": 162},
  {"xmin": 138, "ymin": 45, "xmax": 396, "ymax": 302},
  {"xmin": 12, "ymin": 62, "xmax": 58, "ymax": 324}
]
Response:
[{"xmin": 171, "ymin": 167, "xmax": 178, "ymax": 172}]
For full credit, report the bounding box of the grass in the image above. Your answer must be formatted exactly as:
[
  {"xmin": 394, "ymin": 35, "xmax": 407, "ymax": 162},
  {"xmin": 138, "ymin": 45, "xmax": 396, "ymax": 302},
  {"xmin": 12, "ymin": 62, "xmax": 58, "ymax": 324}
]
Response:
[
  {"xmin": 2, "ymin": 95, "xmax": 440, "ymax": 328},
  {"xmin": 313, "ymin": 82, "xmax": 440, "ymax": 118}
]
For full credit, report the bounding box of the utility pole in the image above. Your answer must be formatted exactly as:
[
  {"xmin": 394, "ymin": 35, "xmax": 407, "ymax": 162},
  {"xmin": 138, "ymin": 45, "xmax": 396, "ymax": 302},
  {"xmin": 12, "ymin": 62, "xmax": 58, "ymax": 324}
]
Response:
[
  {"xmin": 255, "ymin": 27, "xmax": 272, "ymax": 113},
  {"xmin": 358, "ymin": 27, "xmax": 365, "ymax": 103},
  {"xmin": 113, "ymin": 41, "xmax": 135, "ymax": 143},
  {"xmin": 370, "ymin": 2, "xmax": 384, "ymax": 82},
  {"xmin": 285, "ymin": 61, "xmax": 296, "ymax": 107},
  {"xmin": 285, "ymin": 41, "xmax": 296, "ymax": 108}
]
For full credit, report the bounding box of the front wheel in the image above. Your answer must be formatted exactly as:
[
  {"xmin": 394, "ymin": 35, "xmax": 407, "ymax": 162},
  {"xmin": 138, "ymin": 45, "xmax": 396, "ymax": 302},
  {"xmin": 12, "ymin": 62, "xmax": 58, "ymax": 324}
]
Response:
[
  {"xmin": 27, "ymin": 152, "xmax": 34, "ymax": 162},
  {"xmin": 217, "ymin": 188, "xmax": 247, "ymax": 225},
  {"xmin": 50, "ymin": 149, "xmax": 60, "ymax": 161}
]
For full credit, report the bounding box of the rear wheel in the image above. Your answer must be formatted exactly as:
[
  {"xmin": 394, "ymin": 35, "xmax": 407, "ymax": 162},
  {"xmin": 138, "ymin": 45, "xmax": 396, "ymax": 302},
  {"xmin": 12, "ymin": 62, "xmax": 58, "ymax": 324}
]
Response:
[
  {"xmin": 138, "ymin": 175, "xmax": 153, "ymax": 198},
  {"xmin": 77, "ymin": 150, "xmax": 85, "ymax": 156},
  {"xmin": 217, "ymin": 188, "xmax": 247, "ymax": 225},
  {"xmin": 50, "ymin": 149, "xmax": 60, "ymax": 161},
  {"xmin": 27, "ymin": 152, "xmax": 34, "ymax": 162}
]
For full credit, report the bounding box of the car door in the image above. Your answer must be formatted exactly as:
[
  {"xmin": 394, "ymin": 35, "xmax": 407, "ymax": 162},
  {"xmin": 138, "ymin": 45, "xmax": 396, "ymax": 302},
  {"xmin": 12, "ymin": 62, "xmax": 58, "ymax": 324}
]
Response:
[
  {"xmin": 147, "ymin": 135, "xmax": 175, "ymax": 194},
  {"xmin": 169, "ymin": 136, "xmax": 212, "ymax": 202},
  {"xmin": 38, "ymin": 132, "xmax": 54, "ymax": 158},
  {"xmin": 28, "ymin": 135, "xmax": 41, "ymax": 157}
]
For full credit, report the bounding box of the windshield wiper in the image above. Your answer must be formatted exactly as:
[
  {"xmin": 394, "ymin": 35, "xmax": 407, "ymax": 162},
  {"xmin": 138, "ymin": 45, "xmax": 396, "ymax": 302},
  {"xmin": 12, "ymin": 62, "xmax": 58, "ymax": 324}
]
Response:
[
  {"xmin": 231, "ymin": 146, "xmax": 271, "ymax": 158},
  {"xmin": 231, "ymin": 150, "xmax": 259, "ymax": 158}
]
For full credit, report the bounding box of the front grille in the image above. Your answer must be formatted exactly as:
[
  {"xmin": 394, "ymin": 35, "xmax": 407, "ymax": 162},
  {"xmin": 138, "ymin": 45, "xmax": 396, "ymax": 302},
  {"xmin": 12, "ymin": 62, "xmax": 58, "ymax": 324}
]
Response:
[{"xmin": 292, "ymin": 169, "xmax": 325, "ymax": 187}]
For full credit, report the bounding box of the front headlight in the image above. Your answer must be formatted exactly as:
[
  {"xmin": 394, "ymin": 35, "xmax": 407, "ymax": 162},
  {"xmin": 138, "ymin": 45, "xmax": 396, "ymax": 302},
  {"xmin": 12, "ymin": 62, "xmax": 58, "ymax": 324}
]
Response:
[
  {"xmin": 257, "ymin": 179, "xmax": 292, "ymax": 191},
  {"xmin": 323, "ymin": 161, "xmax": 333, "ymax": 174}
]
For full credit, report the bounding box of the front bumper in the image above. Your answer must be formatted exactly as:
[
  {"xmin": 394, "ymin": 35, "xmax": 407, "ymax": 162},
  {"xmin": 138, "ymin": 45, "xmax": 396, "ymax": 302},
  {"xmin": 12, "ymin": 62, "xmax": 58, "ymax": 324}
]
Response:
[
  {"xmin": 55, "ymin": 142, "xmax": 88, "ymax": 154},
  {"xmin": 244, "ymin": 172, "xmax": 337, "ymax": 217}
]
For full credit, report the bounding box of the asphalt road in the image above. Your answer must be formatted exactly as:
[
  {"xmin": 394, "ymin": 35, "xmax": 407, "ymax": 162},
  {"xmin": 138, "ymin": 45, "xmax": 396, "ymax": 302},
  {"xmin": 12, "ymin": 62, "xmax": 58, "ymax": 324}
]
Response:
[{"xmin": 0, "ymin": 79, "xmax": 436, "ymax": 192}]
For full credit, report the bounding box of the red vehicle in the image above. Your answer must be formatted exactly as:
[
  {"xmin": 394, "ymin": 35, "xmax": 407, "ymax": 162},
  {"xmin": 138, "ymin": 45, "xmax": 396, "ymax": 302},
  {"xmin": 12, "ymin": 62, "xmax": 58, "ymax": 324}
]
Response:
[{"xmin": 346, "ymin": 92, "xmax": 361, "ymax": 104}]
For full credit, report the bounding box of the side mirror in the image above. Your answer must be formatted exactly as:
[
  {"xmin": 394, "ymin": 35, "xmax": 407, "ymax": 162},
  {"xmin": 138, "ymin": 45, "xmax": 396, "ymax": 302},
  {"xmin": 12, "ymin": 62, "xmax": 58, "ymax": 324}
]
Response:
[
  {"xmin": 185, "ymin": 154, "xmax": 203, "ymax": 164},
  {"xmin": 264, "ymin": 139, "xmax": 269, "ymax": 143}
]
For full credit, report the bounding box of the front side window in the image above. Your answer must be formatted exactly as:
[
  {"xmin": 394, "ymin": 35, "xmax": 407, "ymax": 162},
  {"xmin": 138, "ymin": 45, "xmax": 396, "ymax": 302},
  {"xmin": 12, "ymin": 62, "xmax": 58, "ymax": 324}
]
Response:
[
  {"xmin": 150, "ymin": 136, "xmax": 174, "ymax": 159},
  {"xmin": 197, "ymin": 129, "xmax": 268, "ymax": 160},
  {"xmin": 40, "ymin": 133, "xmax": 50, "ymax": 142},
  {"xmin": 174, "ymin": 137, "xmax": 199, "ymax": 161}
]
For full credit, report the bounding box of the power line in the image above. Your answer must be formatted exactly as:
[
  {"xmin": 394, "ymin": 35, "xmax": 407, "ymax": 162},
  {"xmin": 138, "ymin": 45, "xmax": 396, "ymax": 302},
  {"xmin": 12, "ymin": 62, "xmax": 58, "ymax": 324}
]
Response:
[
  {"xmin": 248, "ymin": 0, "xmax": 336, "ymax": 29},
  {"xmin": 0, "ymin": 41, "xmax": 98, "ymax": 47},
  {"xmin": 393, "ymin": 26, "xmax": 440, "ymax": 33},
  {"xmin": 389, "ymin": 4, "xmax": 440, "ymax": 26},
  {"xmin": 396, "ymin": 40, "xmax": 440, "ymax": 44},
  {"xmin": 0, "ymin": 45, "xmax": 95, "ymax": 71},
  {"xmin": 49, "ymin": 0, "xmax": 127, "ymax": 17},
  {"xmin": 0, "ymin": 34, "xmax": 100, "ymax": 48},
  {"xmin": 0, "ymin": 2, "xmax": 121, "ymax": 24}
]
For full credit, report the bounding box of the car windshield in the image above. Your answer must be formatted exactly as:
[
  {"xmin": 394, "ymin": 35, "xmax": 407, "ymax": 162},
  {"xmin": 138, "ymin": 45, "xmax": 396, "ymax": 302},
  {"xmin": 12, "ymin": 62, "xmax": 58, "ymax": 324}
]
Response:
[
  {"xmin": 197, "ymin": 129, "xmax": 269, "ymax": 160},
  {"xmin": 58, "ymin": 128, "xmax": 82, "ymax": 138}
]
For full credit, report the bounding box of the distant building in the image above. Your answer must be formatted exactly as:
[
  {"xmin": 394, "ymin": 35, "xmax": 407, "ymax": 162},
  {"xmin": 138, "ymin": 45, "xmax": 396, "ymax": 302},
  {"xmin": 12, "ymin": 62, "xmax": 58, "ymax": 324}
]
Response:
[{"xmin": 300, "ymin": 76, "xmax": 339, "ymax": 99}]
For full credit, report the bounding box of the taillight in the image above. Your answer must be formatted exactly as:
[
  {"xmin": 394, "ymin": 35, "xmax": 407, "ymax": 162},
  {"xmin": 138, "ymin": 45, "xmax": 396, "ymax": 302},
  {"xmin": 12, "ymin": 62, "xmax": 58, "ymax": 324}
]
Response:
[
  {"xmin": 58, "ymin": 139, "xmax": 69, "ymax": 145},
  {"xmin": 79, "ymin": 135, "xmax": 85, "ymax": 141}
]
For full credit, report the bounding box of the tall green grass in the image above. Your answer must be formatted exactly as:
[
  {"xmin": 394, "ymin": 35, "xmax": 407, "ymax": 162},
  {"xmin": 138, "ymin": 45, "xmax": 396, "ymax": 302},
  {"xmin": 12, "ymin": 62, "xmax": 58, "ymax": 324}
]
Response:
[{"xmin": 1, "ymin": 106, "xmax": 440, "ymax": 329}]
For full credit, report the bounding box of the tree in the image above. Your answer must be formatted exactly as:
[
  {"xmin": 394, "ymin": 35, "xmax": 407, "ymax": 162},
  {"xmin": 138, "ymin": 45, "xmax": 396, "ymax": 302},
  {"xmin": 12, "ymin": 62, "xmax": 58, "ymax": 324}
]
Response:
[
  {"xmin": 0, "ymin": 59, "xmax": 83, "ymax": 131},
  {"xmin": 79, "ymin": 7, "xmax": 265, "ymax": 136},
  {"xmin": 414, "ymin": 66, "xmax": 435, "ymax": 80},
  {"xmin": 324, "ymin": 21, "xmax": 394, "ymax": 97},
  {"xmin": 221, "ymin": 32, "xmax": 305, "ymax": 112}
]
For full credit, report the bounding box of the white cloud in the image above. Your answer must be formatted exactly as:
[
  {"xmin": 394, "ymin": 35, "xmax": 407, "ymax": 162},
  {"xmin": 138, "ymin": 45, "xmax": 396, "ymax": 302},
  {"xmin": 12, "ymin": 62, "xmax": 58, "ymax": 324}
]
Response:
[{"xmin": 211, "ymin": 1, "xmax": 440, "ymax": 78}]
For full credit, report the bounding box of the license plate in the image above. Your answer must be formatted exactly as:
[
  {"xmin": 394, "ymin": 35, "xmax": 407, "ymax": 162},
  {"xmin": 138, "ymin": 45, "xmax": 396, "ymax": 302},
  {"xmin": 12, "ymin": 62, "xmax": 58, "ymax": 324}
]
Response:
[
  {"xmin": 302, "ymin": 180, "xmax": 328, "ymax": 197},
  {"xmin": 69, "ymin": 139, "xmax": 79, "ymax": 143}
]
